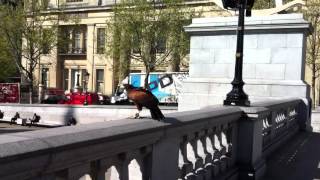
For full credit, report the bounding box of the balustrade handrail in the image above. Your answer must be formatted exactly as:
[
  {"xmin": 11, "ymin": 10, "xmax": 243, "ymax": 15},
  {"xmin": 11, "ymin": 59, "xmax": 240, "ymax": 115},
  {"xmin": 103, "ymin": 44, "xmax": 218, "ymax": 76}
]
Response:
[
  {"xmin": 0, "ymin": 106, "xmax": 242, "ymax": 180},
  {"xmin": 0, "ymin": 99, "xmax": 308, "ymax": 180}
]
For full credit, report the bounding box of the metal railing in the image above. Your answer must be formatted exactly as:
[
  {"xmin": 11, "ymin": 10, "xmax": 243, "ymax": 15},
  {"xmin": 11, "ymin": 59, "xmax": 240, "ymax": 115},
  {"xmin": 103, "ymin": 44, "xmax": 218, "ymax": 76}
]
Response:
[{"xmin": 58, "ymin": 48, "xmax": 87, "ymax": 55}]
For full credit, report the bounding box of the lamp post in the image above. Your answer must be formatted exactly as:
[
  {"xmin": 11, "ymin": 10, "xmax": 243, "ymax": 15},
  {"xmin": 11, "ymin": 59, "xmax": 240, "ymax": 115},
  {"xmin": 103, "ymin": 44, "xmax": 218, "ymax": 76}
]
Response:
[
  {"xmin": 222, "ymin": 0, "xmax": 254, "ymax": 106},
  {"xmin": 76, "ymin": 71, "xmax": 80, "ymax": 88},
  {"xmin": 74, "ymin": 66, "xmax": 81, "ymax": 92},
  {"xmin": 83, "ymin": 71, "xmax": 90, "ymax": 105}
]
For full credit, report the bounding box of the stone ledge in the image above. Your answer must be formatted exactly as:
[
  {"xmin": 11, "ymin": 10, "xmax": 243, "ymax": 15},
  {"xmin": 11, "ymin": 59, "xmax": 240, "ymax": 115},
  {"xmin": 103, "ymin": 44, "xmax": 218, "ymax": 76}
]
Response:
[{"xmin": 185, "ymin": 14, "xmax": 311, "ymax": 35}]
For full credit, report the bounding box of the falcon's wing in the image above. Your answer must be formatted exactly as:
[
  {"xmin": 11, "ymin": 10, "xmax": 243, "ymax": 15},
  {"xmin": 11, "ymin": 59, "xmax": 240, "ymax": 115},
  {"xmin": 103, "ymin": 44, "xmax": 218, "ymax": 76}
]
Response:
[{"xmin": 128, "ymin": 89, "xmax": 159, "ymax": 106}]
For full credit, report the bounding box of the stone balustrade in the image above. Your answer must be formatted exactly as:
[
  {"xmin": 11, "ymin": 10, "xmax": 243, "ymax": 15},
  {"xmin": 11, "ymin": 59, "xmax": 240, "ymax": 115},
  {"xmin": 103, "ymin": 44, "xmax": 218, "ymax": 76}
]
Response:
[{"xmin": 0, "ymin": 99, "xmax": 308, "ymax": 180}]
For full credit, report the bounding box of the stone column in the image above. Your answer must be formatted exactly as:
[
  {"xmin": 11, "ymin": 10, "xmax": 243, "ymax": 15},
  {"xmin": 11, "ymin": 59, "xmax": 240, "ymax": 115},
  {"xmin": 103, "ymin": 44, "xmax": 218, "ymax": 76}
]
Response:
[
  {"xmin": 179, "ymin": 14, "xmax": 312, "ymax": 113},
  {"xmin": 38, "ymin": 84, "xmax": 45, "ymax": 103},
  {"xmin": 87, "ymin": 24, "xmax": 96, "ymax": 92}
]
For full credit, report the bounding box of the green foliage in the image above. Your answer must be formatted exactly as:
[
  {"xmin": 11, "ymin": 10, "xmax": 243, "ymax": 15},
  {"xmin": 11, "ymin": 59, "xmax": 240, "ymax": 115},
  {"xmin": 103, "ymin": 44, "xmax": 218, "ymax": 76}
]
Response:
[
  {"xmin": 303, "ymin": 0, "xmax": 320, "ymax": 108},
  {"xmin": 106, "ymin": 0, "xmax": 201, "ymax": 86},
  {"xmin": 252, "ymin": 0, "xmax": 295, "ymax": 9},
  {"xmin": 253, "ymin": 0, "xmax": 275, "ymax": 9},
  {"xmin": 0, "ymin": 35, "xmax": 18, "ymax": 82},
  {"xmin": 0, "ymin": 0, "xmax": 61, "ymax": 103}
]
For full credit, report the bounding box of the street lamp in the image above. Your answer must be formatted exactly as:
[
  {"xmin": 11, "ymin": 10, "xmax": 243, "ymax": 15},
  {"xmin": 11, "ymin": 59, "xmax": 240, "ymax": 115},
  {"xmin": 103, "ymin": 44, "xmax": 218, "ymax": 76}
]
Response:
[
  {"xmin": 76, "ymin": 71, "xmax": 80, "ymax": 88},
  {"xmin": 223, "ymin": 0, "xmax": 254, "ymax": 106},
  {"xmin": 83, "ymin": 71, "xmax": 90, "ymax": 105}
]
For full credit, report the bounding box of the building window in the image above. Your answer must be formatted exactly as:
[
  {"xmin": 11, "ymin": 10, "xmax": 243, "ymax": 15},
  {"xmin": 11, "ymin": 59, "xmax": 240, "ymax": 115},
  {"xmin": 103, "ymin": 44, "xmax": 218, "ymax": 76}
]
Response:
[
  {"xmin": 96, "ymin": 69, "xmax": 104, "ymax": 93},
  {"xmin": 155, "ymin": 37, "xmax": 166, "ymax": 53},
  {"xmin": 41, "ymin": 68, "xmax": 49, "ymax": 87},
  {"xmin": 63, "ymin": 69, "xmax": 69, "ymax": 91},
  {"xmin": 97, "ymin": 28, "xmax": 106, "ymax": 54},
  {"xmin": 42, "ymin": 29, "xmax": 51, "ymax": 54},
  {"xmin": 58, "ymin": 26, "xmax": 87, "ymax": 55},
  {"xmin": 74, "ymin": 31, "xmax": 81, "ymax": 53},
  {"xmin": 71, "ymin": 69, "xmax": 81, "ymax": 89}
]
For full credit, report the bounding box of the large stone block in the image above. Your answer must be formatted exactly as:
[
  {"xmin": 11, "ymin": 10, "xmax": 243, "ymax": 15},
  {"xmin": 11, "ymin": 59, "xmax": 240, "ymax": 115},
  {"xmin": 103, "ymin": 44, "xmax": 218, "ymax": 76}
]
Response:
[
  {"xmin": 286, "ymin": 34, "xmax": 303, "ymax": 48},
  {"xmin": 244, "ymin": 35, "xmax": 258, "ymax": 49},
  {"xmin": 271, "ymin": 48, "xmax": 302, "ymax": 64},
  {"xmin": 205, "ymin": 64, "xmax": 233, "ymax": 78},
  {"xmin": 257, "ymin": 34, "xmax": 287, "ymax": 48},
  {"xmin": 243, "ymin": 64, "xmax": 256, "ymax": 79},
  {"xmin": 190, "ymin": 36, "xmax": 204, "ymax": 49},
  {"xmin": 244, "ymin": 84, "xmax": 271, "ymax": 97},
  {"xmin": 255, "ymin": 64, "xmax": 285, "ymax": 80},
  {"xmin": 244, "ymin": 48, "xmax": 271, "ymax": 64},
  {"xmin": 285, "ymin": 63, "xmax": 303, "ymax": 80},
  {"xmin": 202, "ymin": 36, "xmax": 229, "ymax": 49},
  {"xmin": 271, "ymin": 85, "xmax": 308, "ymax": 97},
  {"xmin": 214, "ymin": 49, "xmax": 236, "ymax": 64},
  {"xmin": 190, "ymin": 48, "xmax": 214, "ymax": 64}
]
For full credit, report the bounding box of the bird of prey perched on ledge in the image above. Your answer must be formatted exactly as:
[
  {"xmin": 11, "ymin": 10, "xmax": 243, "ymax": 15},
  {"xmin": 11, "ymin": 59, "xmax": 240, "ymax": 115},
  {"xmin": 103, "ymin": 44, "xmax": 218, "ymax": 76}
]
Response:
[{"xmin": 123, "ymin": 84, "xmax": 165, "ymax": 121}]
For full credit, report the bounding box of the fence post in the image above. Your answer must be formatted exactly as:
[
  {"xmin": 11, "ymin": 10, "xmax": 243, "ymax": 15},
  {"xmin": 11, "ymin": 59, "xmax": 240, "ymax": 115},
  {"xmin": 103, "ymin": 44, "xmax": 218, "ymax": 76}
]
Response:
[{"xmin": 236, "ymin": 107, "xmax": 268, "ymax": 180}]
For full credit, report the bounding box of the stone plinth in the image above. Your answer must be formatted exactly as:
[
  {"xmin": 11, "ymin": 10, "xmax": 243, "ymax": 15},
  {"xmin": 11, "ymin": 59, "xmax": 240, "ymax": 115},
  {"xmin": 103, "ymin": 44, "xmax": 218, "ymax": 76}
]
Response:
[{"xmin": 179, "ymin": 14, "xmax": 312, "ymax": 111}]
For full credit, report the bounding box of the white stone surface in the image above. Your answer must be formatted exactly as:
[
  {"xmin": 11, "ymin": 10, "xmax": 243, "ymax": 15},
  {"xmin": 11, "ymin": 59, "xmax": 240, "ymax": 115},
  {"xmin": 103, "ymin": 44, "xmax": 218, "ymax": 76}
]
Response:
[
  {"xmin": 286, "ymin": 34, "xmax": 303, "ymax": 48},
  {"xmin": 243, "ymin": 48, "xmax": 271, "ymax": 64},
  {"xmin": 257, "ymin": 34, "xmax": 287, "ymax": 48},
  {"xmin": 255, "ymin": 64, "xmax": 285, "ymax": 80},
  {"xmin": 180, "ymin": 14, "xmax": 311, "ymax": 111},
  {"xmin": 0, "ymin": 104, "xmax": 177, "ymax": 126}
]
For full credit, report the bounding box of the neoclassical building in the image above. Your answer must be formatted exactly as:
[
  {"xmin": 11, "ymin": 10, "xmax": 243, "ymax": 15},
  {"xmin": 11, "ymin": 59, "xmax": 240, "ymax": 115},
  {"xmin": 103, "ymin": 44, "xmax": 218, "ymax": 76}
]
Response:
[
  {"xmin": 29, "ymin": 0, "xmax": 306, "ymax": 97},
  {"xmin": 30, "ymin": 0, "xmax": 224, "ymax": 96}
]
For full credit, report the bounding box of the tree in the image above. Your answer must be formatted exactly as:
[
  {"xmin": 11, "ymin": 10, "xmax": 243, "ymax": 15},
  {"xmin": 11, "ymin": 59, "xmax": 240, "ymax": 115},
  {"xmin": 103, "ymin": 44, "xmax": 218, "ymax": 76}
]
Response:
[
  {"xmin": 0, "ymin": 33, "xmax": 19, "ymax": 82},
  {"xmin": 304, "ymin": 0, "xmax": 320, "ymax": 109},
  {"xmin": 0, "ymin": 0, "xmax": 60, "ymax": 103},
  {"xmin": 107, "ymin": 0, "xmax": 200, "ymax": 88}
]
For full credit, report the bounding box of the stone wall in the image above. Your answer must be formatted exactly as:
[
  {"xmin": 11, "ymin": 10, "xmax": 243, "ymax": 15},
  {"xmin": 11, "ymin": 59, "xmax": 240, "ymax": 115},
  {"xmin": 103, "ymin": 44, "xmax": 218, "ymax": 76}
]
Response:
[{"xmin": 179, "ymin": 14, "xmax": 311, "ymax": 111}]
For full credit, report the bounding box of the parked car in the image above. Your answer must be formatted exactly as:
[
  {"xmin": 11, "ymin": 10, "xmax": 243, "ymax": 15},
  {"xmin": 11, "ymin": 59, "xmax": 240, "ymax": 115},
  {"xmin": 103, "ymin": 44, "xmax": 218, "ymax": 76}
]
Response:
[
  {"xmin": 110, "ymin": 85, "xmax": 129, "ymax": 104},
  {"xmin": 98, "ymin": 93, "xmax": 111, "ymax": 105},
  {"xmin": 41, "ymin": 94, "xmax": 68, "ymax": 104}
]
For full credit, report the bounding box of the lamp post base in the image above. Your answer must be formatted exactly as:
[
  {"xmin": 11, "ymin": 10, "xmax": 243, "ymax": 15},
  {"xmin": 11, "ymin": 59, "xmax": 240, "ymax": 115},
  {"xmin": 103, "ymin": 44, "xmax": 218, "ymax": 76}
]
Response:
[{"xmin": 224, "ymin": 89, "xmax": 250, "ymax": 106}]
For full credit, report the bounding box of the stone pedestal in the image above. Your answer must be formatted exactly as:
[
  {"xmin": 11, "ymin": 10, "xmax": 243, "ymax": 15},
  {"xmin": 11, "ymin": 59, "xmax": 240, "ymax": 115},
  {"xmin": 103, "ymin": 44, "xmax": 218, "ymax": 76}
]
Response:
[{"xmin": 179, "ymin": 14, "xmax": 312, "ymax": 112}]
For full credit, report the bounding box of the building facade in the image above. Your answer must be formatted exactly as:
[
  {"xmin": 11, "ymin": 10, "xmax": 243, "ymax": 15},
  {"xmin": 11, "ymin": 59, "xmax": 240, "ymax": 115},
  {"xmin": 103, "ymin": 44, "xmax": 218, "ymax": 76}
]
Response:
[
  {"xmin": 30, "ymin": 0, "xmax": 222, "ymax": 96},
  {"xmin": 28, "ymin": 0, "xmax": 308, "ymax": 98}
]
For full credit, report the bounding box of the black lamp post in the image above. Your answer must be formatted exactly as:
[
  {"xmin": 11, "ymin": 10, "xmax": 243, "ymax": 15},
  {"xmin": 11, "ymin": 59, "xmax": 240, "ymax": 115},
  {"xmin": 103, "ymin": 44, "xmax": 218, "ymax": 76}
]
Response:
[
  {"xmin": 83, "ymin": 71, "xmax": 90, "ymax": 105},
  {"xmin": 222, "ymin": 0, "xmax": 254, "ymax": 106}
]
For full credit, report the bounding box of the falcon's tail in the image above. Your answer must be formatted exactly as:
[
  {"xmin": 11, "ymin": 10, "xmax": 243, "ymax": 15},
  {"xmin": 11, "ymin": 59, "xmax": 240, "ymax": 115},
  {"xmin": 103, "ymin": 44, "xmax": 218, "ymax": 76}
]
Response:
[{"xmin": 150, "ymin": 106, "xmax": 165, "ymax": 121}]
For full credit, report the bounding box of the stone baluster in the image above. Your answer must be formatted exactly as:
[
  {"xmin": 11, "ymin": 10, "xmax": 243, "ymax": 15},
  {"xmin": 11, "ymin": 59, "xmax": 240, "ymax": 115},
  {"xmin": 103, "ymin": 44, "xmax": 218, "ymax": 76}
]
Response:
[
  {"xmin": 284, "ymin": 107, "xmax": 291, "ymax": 129},
  {"xmin": 217, "ymin": 126, "xmax": 228, "ymax": 173},
  {"xmin": 209, "ymin": 127, "xmax": 221, "ymax": 177},
  {"xmin": 227, "ymin": 122, "xmax": 238, "ymax": 168},
  {"xmin": 67, "ymin": 163, "xmax": 91, "ymax": 180},
  {"xmin": 93, "ymin": 158, "xmax": 114, "ymax": 180},
  {"xmin": 270, "ymin": 110, "xmax": 277, "ymax": 140},
  {"xmin": 190, "ymin": 132, "xmax": 205, "ymax": 180},
  {"xmin": 200, "ymin": 129, "xmax": 213, "ymax": 180},
  {"xmin": 221, "ymin": 124, "xmax": 233, "ymax": 168},
  {"xmin": 136, "ymin": 146, "xmax": 152, "ymax": 180},
  {"xmin": 179, "ymin": 135, "xmax": 195, "ymax": 180},
  {"xmin": 116, "ymin": 153, "xmax": 129, "ymax": 180}
]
